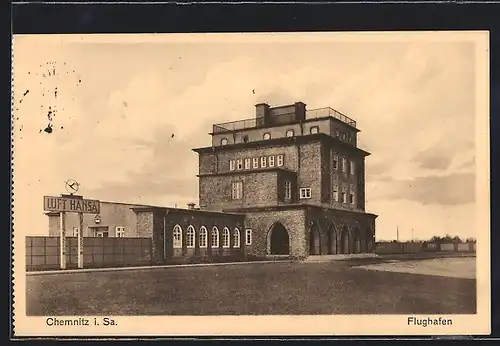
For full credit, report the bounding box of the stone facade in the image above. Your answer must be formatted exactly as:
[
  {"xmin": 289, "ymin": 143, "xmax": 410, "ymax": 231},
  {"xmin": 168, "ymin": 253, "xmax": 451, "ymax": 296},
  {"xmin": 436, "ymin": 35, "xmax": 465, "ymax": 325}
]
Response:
[
  {"xmin": 45, "ymin": 101, "xmax": 377, "ymax": 263},
  {"xmin": 193, "ymin": 101, "xmax": 377, "ymax": 258},
  {"xmin": 132, "ymin": 207, "xmax": 246, "ymax": 264}
]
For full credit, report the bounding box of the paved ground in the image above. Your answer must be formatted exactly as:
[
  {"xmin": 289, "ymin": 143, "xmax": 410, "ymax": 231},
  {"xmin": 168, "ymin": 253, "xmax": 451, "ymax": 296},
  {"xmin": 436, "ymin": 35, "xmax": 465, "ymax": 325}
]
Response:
[
  {"xmin": 26, "ymin": 256, "xmax": 476, "ymax": 316},
  {"xmin": 354, "ymin": 257, "xmax": 476, "ymax": 279}
]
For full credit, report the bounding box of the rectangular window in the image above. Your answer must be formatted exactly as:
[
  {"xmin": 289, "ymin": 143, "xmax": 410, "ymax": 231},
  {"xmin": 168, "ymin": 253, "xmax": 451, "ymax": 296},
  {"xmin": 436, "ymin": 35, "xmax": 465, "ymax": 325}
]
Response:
[
  {"xmin": 342, "ymin": 157, "xmax": 347, "ymax": 172},
  {"xmin": 252, "ymin": 157, "xmax": 259, "ymax": 169},
  {"xmin": 350, "ymin": 160, "xmax": 355, "ymax": 175},
  {"xmin": 277, "ymin": 154, "xmax": 284, "ymax": 167},
  {"xmin": 261, "ymin": 156, "xmax": 267, "ymax": 168},
  {"xmin": 299, "ymin": 188, "xmax": 312, "ymax": 199},
  {"xmin": 269, "ymin": 155, "xmax": 275, "ymax": 167},
  {"xmin": 244, "ymin": 158, "xmax": 251, "ymax": 170},
  {"xmin": 333, "ymin": 155, "xmax": 339, "ymax": 170},
  {"xmin": 333, "ymin": 185, "xmax": 339, "ymax": 202},
  {"xmin": 236, "ymin": 159, "xmax": 243, "ymax": 170},
  {"xmin": 341, "ymin": 192, "xmax": 347, "ymax": 203},
  {"xmin": 231, "ymin": 181, "xmax": 243, "ymax": 200},
  {"xmin": 284, "ymin": 180, "xmax": 292, "ymax": 200},
  {"xmin": 245, "ymin": 229, "xmax": 252, "ymax": 245},
  {"xmin": 115, "ymin": 226, "xmax": 125, "ymax": 238},
  {"xmin": 96, "ymin": 231, "xmax": 109, "ymax": 237},
  {"xmin": 73, "ymin": 227, "xmax": 80, "ymax": 237},
  {"xmin": 229, "ymin": 159, "xmax": 236, "ymax": 171}
]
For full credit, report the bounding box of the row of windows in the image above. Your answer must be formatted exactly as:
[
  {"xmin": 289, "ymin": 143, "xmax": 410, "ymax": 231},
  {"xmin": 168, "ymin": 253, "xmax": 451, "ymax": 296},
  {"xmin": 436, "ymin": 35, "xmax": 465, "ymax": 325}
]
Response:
[
  {"xmin": 228, "ymin": 153, "xmax": 355, "ymax": 176},
  {"xmin": 333, "ymin": 156, "xmax": 356, "ymax": 175},
  {"xmin": 333, "ymin": 190, "xmax": 357, "ymax": 204},
  {"xmin": 229, "ymin": 154, "xmax": 284, "ymax": 171},
  {"xmin": 72, "ymin": 226, "xmax": 125, "ymax": 238},
  {"xmin": 299, "ymin": 187, "xmax": 357, "ymax": 204},
  {"xmin": 220, "ymin": 127, "xmax": 321, "ymax": 145},
  {"xmin": 171, "ymin": 225, "xmax": 252, "ymax": 249}
]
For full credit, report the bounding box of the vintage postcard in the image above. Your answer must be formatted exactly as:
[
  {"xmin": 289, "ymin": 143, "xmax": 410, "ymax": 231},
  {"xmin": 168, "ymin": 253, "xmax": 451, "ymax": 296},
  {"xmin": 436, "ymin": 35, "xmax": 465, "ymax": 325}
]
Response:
[{"xmin": 12, "ymin": 31, "xmax": 490, "ymax": 337}]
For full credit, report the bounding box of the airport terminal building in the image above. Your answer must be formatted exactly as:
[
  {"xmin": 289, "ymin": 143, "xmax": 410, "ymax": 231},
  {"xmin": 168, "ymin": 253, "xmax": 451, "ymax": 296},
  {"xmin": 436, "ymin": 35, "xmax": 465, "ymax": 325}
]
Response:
[{"xmin": 47, "ymin": 101, "xmax": 377, "ymax": 262}]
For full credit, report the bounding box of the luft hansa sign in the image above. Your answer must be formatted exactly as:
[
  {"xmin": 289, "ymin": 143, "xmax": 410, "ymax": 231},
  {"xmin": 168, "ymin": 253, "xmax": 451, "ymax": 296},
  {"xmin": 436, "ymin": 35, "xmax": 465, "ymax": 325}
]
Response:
[{"xmin": 43, "ymin": 196, "xmax": 100, "ymax": 214}]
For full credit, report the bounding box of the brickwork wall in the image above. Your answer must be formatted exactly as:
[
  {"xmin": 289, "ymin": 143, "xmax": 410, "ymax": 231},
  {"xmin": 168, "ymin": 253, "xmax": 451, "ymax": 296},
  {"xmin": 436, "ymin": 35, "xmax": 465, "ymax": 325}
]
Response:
[
  {"xmin": 327, "ymin": 146, "xmax": 365, "ymax": 212},
  {"xmin": 135, "ymin": 208, "xmax": 246, "ymax": 263},
  {"xmin": 199, "ymin": 171, "xmax": 279, "ymax": 211},
  {"xmin": 243, "ymin": 209, "xmax": 307, "ymax": 258},
  {"xmin": 136, "ymin": 211, "xmax": 154, "ymax": 238},
  {"xmin": 205, "ymin": 145, "xmax": 299, "ymax": 174},
  {"xmin": 297, "ymin": 142, "xmax": 322, "ymax": 204},
  {"xmin": 305, "ymin": 207, "xmax": 376, "ymax": 255}
]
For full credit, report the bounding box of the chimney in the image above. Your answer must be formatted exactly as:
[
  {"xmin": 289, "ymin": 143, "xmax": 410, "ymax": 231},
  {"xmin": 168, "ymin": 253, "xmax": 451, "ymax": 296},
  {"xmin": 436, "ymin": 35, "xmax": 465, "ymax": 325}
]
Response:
[
  {"xmin": 187, "ymin": 203, "xmax": 196, "ymax": 210},
  {"xmin": 294, "ymin": 101, "xmax": 306, "ymax": 121},
  {"xmin": 255, "ymin": 103, "xmax": 270, "ymax": 126}
]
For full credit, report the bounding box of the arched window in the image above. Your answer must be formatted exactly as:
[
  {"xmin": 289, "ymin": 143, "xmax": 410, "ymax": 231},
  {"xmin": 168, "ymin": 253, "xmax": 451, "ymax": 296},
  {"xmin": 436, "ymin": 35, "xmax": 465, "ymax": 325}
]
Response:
[
  {"xmin": 221, "ymin": 138, "xmax": 228, "ymax": 145},
  {"xmin": 233, "ymin": 228, "xmax": 240, "ymax": 248},
  {"xmin": 199, "ymin": 226, "xmax": 208, "ymax": 248},
  {"xmin": 211, "ymin": 227, "xmax": 219, "ymax": 248},
  {"xmin": 263, "ymin": 132, "xmax": 271, "ymax": 140},
  {"xmin": 173, "ymin": 225, "xmax": 182, "ymax": 248},
  {"xmin": 186, "ymin": 225, "xmax": 195, "ymax": 248},
  {"xmin": 286, "ymin": 129, "xmax": 294, "ymax": 137},
  {"xmin": 310, "ymin": 126, "xmax": 319, "ymax": 134},
  {"xmin": 222, "ymin": 227, "xmax": 230, "ymax": 248}
]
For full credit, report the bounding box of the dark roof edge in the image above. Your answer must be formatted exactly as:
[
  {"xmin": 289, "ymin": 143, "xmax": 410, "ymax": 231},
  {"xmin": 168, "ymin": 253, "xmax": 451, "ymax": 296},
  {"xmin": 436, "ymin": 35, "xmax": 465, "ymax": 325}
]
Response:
[
  {"xmin": 192, "ymin": 133, "xmax": 371, "ymax": 157},
  {"xmin": 222, "ymin": 204, "xmax": 378, "ymax": 218},
  {"xmin": 130, "ymin": 206, "xmax": 245, "ymax": 217}
]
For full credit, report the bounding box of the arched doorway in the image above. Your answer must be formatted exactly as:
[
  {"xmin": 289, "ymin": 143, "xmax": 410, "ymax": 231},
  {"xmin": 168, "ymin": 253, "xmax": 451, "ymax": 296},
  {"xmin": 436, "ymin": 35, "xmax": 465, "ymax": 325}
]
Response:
[
  {"xmin": 327, "ymin": 224, "xmax": 338, "ymax": 255},
  {"xmin": 269, "ymin": 222, "xmax": 290, "ymax": 255},
  {"xmin": 309, "ymin": 223, "xmax": 321, "ymax": 255},
  {"xmin": 340, "ymin": 226, "xmax": 349, "ymax": 254},
  {"xmin": 353, "ymin": 227, "xmax": 361, "ymax": 254}
]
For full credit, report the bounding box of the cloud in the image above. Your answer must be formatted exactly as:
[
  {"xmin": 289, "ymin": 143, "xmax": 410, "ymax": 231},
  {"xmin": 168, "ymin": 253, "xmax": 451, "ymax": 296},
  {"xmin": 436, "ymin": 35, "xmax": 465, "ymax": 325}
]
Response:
[
  {"xmin": 86, "ymin": 123, "xmax": 200, "ymax": 205},
  {"xmin": 12, "ymin": 35, "xmax": 481, "ymax": 239},
  {"xmin": 370, "ymin": 172, "xmax": 475, "ymax": 206},
  {"xmin": 412, "ymin": 151, "xmax": 454, "ymax": 171}
]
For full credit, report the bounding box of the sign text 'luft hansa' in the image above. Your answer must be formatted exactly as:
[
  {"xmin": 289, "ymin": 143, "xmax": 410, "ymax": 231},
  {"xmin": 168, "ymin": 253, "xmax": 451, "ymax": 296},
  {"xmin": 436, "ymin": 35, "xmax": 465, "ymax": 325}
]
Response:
[{"xmin": 43, "ymin": 196, "xmax": 100, "ymax": 214}]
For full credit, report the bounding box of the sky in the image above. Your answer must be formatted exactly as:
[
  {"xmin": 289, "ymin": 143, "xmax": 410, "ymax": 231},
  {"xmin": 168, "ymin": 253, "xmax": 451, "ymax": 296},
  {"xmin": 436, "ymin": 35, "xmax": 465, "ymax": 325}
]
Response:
[{"xmin": 12, "ymin": 33, "xmax": 487, "ymax": 241}]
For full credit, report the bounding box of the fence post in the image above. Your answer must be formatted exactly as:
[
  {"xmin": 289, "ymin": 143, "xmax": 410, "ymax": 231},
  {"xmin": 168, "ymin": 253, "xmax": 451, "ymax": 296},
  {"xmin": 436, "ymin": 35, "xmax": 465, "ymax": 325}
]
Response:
[
  {"xmin": 77, "ymin": 212, "xmax": 84, "ymax": 269},
  {"xmin": 60, "ymin": 212, "xmax": 66, "ymax": 270}
]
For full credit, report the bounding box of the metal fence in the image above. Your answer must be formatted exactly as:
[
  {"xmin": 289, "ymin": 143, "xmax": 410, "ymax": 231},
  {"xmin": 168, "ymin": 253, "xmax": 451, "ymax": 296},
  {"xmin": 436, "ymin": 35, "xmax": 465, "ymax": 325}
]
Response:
[
  {"xmin": 375, "ymin": 242, "xmax": 476, "ymax": 255},
  {"xmin": 26, "ymin": 236, "xmax": 152, "ymax": 271}
]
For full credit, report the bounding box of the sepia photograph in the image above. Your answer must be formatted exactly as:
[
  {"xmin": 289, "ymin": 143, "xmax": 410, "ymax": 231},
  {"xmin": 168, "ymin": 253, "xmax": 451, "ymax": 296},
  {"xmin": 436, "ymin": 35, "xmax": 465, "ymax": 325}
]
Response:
[{"xmin": 12, "ymin": 31, "xmax": 490, "ymax": 336}]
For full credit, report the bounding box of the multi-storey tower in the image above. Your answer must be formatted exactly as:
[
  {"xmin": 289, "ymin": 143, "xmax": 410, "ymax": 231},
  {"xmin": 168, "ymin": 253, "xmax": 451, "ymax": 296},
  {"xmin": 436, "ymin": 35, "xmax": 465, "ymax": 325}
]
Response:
[{"xmin": 193, "ymin": 102, "xmax": 377, "ymax": 258}]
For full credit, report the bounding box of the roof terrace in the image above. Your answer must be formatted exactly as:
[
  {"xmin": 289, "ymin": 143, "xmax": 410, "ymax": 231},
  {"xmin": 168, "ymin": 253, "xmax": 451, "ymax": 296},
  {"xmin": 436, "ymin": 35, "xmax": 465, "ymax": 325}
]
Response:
[{"xmin": 212, "ymin": 107, "xmax": 357, "ymax": 134}]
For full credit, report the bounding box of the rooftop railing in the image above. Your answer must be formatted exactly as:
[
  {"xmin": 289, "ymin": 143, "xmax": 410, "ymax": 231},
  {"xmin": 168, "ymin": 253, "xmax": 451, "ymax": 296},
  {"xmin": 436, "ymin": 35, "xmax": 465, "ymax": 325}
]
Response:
[
  {"xmin": 306, "ymin": 107, "xmax": 356, "ymax": 128},
  {"xmin": 212, "ymin": 107, "xmax": 356, "ymax": 133}
]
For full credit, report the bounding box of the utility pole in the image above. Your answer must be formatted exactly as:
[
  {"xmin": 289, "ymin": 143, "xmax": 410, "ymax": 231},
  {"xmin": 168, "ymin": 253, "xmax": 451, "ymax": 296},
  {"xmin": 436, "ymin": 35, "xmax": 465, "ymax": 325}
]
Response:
[
  {"xmin": 397, "ymin": 226, "xmax": 399, "ymax": 242},
  {"xmin": 412, "ymin": 228, "xmax": 414, "ymax": 242}
]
